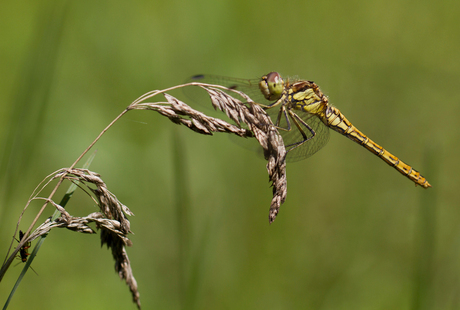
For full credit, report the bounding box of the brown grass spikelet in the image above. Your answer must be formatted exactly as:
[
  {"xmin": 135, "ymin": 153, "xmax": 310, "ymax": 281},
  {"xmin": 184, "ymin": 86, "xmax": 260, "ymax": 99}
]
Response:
[
  {"xmin": 130, "ymin": 82, "xmax": 288, "ymax": 223},
  {"xmin": 3, "ymin": 79, "xmax": 290, "ymax": 310},
  {"xmin": 54, "ymin": 168, "xmax": 140, "ymax": 308}
]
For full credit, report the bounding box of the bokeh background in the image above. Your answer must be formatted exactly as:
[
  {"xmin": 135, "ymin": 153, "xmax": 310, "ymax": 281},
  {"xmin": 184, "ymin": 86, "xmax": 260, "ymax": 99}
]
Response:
[{"xmin": 1, "ymin": 1, "xmax": 458, "ymax": 309}]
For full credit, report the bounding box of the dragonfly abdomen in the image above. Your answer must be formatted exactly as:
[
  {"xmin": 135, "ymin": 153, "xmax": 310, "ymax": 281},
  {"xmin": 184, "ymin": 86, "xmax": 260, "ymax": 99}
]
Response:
[{"xmin": 322, "ymin": 106, "xmax": 431, "ymax": 188}]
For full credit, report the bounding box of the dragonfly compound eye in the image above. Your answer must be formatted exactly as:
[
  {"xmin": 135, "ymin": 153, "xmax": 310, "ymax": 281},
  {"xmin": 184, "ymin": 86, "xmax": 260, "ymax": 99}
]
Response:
[{"xmin": 259, "ymin": 72, "xmax": 284, "ymax": 101}]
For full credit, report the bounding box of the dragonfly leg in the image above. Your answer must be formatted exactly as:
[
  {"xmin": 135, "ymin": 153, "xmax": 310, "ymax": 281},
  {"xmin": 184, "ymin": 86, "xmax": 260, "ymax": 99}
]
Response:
[
  {"xmin": 284, "ymin": 109, "xmax": 316, "ymax": 153},
  {"xmin": 260, "ymin": 98, "xmax": 284, "ymax": 110},
  {"xmin": 270, "ymin": 106, "xmax": 317, "ymax": 153},
  {"xmin": 274, "ymin": 106, "xmax": 291, "ymax": 130}
]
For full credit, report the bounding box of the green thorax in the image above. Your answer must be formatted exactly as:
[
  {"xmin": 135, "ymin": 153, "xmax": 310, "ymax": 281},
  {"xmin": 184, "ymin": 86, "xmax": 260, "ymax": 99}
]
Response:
[{"xmin": 286, "ymin": 80, "xmax": 328, "ymax": 116}]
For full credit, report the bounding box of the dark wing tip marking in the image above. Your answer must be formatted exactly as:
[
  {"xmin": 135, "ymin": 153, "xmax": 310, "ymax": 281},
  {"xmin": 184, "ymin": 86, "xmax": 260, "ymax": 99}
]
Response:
[{"xmin": 191, "ymin": 74, "xmax": 205, "ymax": 80}]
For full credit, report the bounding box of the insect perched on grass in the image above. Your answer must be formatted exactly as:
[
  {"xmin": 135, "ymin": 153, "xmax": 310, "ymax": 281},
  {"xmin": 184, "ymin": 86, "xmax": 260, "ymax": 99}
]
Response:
[
  {"xmin": 15, "ymin": 230, "xmax": 38, "ymax": 275},
  {"xmin": 188, "ymin": 72, "xmax": 431, "ymax": 188},
  {"xmin": 18, "ymin": 230, "xmax": 31, "ymax": 262}
]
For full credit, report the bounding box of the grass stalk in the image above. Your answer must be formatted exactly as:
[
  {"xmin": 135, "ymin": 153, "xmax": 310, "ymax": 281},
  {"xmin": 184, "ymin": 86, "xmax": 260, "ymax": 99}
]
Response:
[{"xmin": 2, "ymin": 153, "xmax": 96, "ymax": 310}]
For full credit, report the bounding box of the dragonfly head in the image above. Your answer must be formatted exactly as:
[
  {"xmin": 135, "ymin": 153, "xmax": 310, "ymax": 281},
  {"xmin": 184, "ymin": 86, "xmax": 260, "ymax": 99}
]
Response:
[{"xmin": 259, "ymin": 72, "xmax": 284, "ymax": 101}]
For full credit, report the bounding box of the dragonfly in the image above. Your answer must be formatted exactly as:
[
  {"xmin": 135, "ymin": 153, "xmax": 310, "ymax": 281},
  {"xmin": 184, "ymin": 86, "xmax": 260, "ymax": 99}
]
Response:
[{"xmin": 188, "ymin": 72, "xmax": 431, "ymax": 188}]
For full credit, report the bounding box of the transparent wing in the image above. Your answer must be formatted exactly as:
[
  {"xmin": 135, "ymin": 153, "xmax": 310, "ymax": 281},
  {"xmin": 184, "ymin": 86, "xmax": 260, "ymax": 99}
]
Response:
[
  {"xmin": 184, "ymin": 74, "xmax": 272, "ymax": 109},
  {"xmin": 184, "ymin": 74, "xmax": 330, "ymax": 162},
  {"xmin": 272, "ymin": 108, "xmax": 330, "ymax": 162},
  {"xmin": 229, "ymin": 109, "xmax": 330, "ymax": 163}
]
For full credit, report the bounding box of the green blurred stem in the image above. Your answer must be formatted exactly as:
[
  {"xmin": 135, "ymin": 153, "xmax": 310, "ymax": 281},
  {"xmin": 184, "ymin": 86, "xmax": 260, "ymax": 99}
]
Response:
[{"xmin": 172, "ymin": 129, "xmax": 192, "ymax": 309}]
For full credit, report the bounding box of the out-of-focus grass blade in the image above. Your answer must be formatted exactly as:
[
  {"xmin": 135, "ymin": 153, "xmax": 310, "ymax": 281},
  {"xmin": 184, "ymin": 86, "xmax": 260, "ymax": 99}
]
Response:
[
  {"xmin": 0, "ymin": 2, "xmax": 68, "ymax": 220},
  {"xmin": 172, "ymin": 128, "xmax": 191, "ymax": 308},
  {"xmin": 411, "ymin": 144, "xmax": 439, "ymax": 310}
]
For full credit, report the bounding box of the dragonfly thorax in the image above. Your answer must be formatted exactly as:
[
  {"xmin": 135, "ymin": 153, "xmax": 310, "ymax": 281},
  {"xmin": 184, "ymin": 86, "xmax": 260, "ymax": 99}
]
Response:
[{"xmin": 287, "ymin": 81, "xmax": 328, "ymax": 115}]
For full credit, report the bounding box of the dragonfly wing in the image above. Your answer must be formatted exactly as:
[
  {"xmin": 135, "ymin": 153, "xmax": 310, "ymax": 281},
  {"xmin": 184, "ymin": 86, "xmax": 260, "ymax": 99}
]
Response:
[
  {"xmin": 184, "ymin": 73, "xmax": 330, "ymax": 163},
  {"xmin": 231, "ymin": 109, "xmax": 331, "ymax": 163},
  {"xmin": 184, "ymin": 74, "xmax": 271, "ymax": 109},
  {"xmin": 269, "ymin": 108, "xmax": 330, "ymax": 162},
  {"xmin": 184, "ymin": 74, "xmax": 271, "ymax": 157}
]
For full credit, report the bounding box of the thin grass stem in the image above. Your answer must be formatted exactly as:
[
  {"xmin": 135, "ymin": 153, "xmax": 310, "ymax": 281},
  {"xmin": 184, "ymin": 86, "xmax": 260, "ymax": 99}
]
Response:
[{"xmin": 2, "ymin": 153, "xmax": 96, "ymax": 309}]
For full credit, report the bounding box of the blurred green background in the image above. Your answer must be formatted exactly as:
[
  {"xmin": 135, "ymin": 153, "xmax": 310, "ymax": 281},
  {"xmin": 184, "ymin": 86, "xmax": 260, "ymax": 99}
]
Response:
[{"xmin": 1, "ymin": 0, "xmax": 458, "ymax": 309}]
